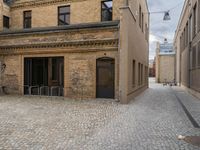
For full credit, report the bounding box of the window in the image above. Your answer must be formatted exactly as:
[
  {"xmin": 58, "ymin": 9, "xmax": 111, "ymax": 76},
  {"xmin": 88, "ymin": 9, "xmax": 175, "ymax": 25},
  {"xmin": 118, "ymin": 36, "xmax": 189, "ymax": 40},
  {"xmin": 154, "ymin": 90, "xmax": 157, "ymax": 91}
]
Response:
[
  {"xmin": 192, "ymin": 46, "xmax": 197, "ymax": 69},
  {"xmin": 183, "ymin": 28, "xmax": 185, "ymax": 48},
  {"xmin": 142, "ymin": 13, "xmax": 144, "ymax": 32},
  {"xmin": 189, "ymin": 15, "xmax": 192, "ymax": 41},
  {"xmin": 58, "ymin": 6, "xmax": 70, "ymax": 25},
  {"xmin": 3, "ymin": 16, "xmax": 9, "ymax": 29},
  {"xmin": 145, "ymin": 66, "xmax": 148, "ymax": 84},
  {"xmin": 185, "ymin": 22, "xmax": 188, "ymax": 46},
  {"xmin": 52, "ymin": 58, "xmax": 58, "ymax": 81},
  {"xmin": 23, "ymin": 11, "xmax": 32, "ymax": 28},
  {"xmin": 198, "ymin": 1, "xmax": 200, "ymax": 32},
  {"xmin": 138, "ymin": 63, "xmax": 140, "ymax": 86},
  {"xmin": 139, "ymin": 5, "xmax": 142, "ymax": 28},
  {"xmin": 193, "ymin": 4, "xmax": 197, "ymax": 37},
  {"xmin": 145, "ymin": 23, "xmax": 148, "ymax": 41},
  {"xmin": 141, "ymin": 64, "xmax": 143, "ymax": 85},
  {"xmin": 101, "ymin": 0, "xmax": 113, "ymax": 21},
  {"xmin": 198, "ymin": 42, "xmax": 200, "ymax": 66},
  {"xmin": 132, "ymin": 60, "xmax": 136, "ymax": 87}
]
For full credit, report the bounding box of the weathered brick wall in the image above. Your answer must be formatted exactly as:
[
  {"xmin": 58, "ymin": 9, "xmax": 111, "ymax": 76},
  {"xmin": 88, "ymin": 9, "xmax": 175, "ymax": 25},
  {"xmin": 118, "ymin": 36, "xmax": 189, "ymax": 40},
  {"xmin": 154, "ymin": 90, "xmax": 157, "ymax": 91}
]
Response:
[
  {"xmin": 0, "ymin": 2, "xmax": 11, "ymax": 31},
  {"xmin": 159, "ymin": 55, "xmax": 175, "ymax": 83},
  {"xmin": 0, "ymin": 25, "xmax": 119, "ymax": 98},
  {"xmin": 1, "ymin": 55, "xmax": 21, "ymax": 94},
  {"xmin": 9, "ymin": 0, "xmax": 124, "ymax": 30}
]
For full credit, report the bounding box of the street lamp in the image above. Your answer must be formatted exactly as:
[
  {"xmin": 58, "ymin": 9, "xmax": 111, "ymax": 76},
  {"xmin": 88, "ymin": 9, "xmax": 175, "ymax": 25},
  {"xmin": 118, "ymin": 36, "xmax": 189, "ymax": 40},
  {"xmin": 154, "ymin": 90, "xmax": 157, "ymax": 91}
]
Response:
[{"xmin": 150, "ymin": 10, "xmax": 171, "ymax": 21}]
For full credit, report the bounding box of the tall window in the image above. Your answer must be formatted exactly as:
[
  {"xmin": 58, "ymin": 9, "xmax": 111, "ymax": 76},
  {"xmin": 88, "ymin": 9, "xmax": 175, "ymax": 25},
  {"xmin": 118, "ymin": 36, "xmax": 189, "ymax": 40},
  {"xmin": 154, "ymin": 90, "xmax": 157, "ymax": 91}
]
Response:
[
  {"xmin": 189, "ymin": 15, "xmax": 192, "ymax": 42},
  {"xmin": 139, "ymin": 5, "xmax": 142, "ymax": 28},
  {"xmin": 193, "ymin": 4, "xmax": 197, "ymax": 37},
  {"xmin": 198, "ymin": 42, "xmax": 200, "ymax": 66},
  {"xmin": 3, "ymin": 16, "xmax": 9, "ymax": 29},
  {"xmin": 23, "ymin": 11, "xmax": 32, "ymax": 28},
  {"xmin": 132, "ymin": 60, "xmax": 136, "ymax": 87},
  {"xmin": 198, "ymin": 1, "xmax": 200, "ymax": 32},
  {"xmin": 145, "ymin": 23, "xmax": 148, "ymax": 41},
  {"xmin": 138, "ymin": 63, "xmax": 140, "ymax": 86},
  {"xmin": 101, "ymin": 0, "xmax": 113, "ymax": 21},
  {"xmin": 192, "ymin": 46, "xmax": 197, "ymax": 69},
  {"xmin": 145, "ymin": 66, "xmax": 148, "ymax": 84},
  {"xmin": 52, "ymin": 58, "xmax": 58, "ymax": 81},
  {"xmin": 58, "ymin": 6, "xmax": 70, "ymax": 25},
  {"xmin": 185, "ymin": 22, "xmax": 188, "ymax": 46},
  {"xmin": 141, "ymin": 64, "xmax": 143, "ymax": 85},
  {"xmin": 142, "ymin": 13, "xmax": 144, "ymax": 32}
]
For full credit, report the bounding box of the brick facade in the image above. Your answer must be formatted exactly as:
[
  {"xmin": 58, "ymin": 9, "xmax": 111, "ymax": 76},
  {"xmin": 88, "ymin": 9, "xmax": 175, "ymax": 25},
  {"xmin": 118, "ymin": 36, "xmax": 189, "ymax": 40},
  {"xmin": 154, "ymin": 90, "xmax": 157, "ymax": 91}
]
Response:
[{"xmin": 0, "ymin": 0, "xmax": 149, "ymax": 103}]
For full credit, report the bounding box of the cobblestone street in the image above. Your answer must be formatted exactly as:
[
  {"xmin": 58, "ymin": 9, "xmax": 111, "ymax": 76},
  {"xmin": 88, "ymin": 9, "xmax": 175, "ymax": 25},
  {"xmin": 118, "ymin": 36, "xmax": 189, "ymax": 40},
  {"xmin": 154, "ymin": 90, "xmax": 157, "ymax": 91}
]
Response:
[{"xmin": 0, "ymin": 79, "xmax": 200, "ymax": 149}]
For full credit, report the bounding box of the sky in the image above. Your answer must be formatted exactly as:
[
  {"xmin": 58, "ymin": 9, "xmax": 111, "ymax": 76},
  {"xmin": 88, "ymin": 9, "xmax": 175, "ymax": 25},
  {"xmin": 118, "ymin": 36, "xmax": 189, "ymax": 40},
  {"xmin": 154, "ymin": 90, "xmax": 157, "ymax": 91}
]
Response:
[{"xmin": 147, "ymin": 0, "xmax": 184, "ymax": 60}]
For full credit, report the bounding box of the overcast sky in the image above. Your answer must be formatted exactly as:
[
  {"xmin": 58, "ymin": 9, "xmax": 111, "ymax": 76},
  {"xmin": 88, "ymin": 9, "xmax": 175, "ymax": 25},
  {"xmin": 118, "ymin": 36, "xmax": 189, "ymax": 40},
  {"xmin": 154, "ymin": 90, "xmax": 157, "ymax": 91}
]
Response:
[{"xmin": 147, "ymin": 0, "xmax": 184, "ymax": 60}]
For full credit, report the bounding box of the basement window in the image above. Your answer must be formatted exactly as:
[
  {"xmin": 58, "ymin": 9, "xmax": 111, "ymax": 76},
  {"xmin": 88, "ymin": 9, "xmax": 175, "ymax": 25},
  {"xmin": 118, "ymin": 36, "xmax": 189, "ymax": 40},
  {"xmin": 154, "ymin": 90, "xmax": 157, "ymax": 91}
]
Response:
[
  {"xmin": 58, "ymin": 6, "xmax": 70, "ymax": 25},
  {"xmin": 101, "ymin": 0, "xmax": 113, "ymax": 21},
  {"xmin": 3, "ymin": 16, "xmax": 9, "ymax": 29}
]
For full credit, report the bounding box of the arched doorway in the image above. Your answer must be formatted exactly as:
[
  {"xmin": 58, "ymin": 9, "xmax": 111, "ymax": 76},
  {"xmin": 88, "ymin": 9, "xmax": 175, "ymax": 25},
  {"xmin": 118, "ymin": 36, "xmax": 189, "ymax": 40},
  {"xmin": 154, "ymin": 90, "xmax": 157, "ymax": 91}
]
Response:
[{"xmin": 96, "ymin": 57, "xmax": 115, "ymax": 98}]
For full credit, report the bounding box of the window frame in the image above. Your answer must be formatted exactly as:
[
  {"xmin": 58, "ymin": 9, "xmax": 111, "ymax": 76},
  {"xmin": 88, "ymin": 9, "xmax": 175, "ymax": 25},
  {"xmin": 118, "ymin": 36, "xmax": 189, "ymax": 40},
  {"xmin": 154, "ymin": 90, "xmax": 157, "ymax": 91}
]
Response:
[
  {"xmin": 23, "ymin": 10, "xmax": 32, "ymax": 29},
  {"xmin": 3, "ymin": 15, "xmax": 9, "ymax": 29},
  {"xmin": 58, "ymin": 5, "xmax": 70, "ymax": 26},
  {"xmin": 193, "ymin": 3, "xmax": 197, "ymax": 38},
  {"xmin": 198, "ymin": 42, "xmax": 200, "ymax": 67},
  {"xmin": 132, "ymin": 60, "xmax": 136, "ymax": 87},
  {"xmin": 101, "ymin": 0, "xmax": 113, "ymax": 22},
  {"xmin": 139, "ymin": 5, "xmax": 142, "ymax": 28}
]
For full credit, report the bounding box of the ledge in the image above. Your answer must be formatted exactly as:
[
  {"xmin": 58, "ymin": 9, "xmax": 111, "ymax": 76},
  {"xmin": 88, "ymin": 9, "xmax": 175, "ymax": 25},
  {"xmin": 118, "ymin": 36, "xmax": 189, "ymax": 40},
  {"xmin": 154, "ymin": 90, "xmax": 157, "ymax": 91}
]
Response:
[{"xmin": 0, "ymin": 21, "xmax": 120, "ymax": 36}]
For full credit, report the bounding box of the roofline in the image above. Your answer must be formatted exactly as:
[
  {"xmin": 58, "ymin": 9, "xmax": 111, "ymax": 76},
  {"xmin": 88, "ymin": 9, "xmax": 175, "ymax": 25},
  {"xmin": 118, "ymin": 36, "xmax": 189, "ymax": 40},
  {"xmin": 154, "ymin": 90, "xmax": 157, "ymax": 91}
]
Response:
[{"xmin": 174, "ymin": 0, "xmax": 188, "ymax": 42}]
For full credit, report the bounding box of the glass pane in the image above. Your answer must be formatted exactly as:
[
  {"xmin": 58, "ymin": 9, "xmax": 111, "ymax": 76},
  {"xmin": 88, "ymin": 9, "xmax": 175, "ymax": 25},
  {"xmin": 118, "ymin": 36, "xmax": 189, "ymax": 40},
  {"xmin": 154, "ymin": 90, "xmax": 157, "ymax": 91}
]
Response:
[
  {"xmin": 65, "ymin": 14, "xmax": 70, "ymax": 24},
  {"xmin": 59, "ymin": 6, "xmax": 70, "ymax": 14},
  {"xmin": 24, "ymin": 19, "xmax": 31, "ymax": 28},
  {"xmin": 24, "ymin": 11, "xmax": 31, "ymax": 17},
  {"xmin": 104, "ymin": 1, "xmax": 112, "ymax": 9}
]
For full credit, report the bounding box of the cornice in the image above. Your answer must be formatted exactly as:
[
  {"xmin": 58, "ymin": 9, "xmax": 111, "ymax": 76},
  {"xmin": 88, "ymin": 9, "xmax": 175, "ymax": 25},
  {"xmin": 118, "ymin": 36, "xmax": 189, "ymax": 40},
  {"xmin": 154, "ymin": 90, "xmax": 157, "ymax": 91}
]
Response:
[
  {"xmin": 11, "ymin": 0, "xmax": 86, "ymax": 10},
  {"xmin": 0, "ymin": 38, "xmax": 119, "ymax": 55},
  {"xmin": 0, "ymin": 21, "xmax": 120, "ymax": 37}
]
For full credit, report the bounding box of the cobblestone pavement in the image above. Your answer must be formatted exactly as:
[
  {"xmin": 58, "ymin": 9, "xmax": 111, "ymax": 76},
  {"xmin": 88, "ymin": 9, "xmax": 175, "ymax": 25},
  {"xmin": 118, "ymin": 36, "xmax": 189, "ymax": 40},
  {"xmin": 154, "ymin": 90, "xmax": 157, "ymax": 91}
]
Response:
[{"xmin": 0, "ymin": 80, "xmax": 200, "ymax": 149}]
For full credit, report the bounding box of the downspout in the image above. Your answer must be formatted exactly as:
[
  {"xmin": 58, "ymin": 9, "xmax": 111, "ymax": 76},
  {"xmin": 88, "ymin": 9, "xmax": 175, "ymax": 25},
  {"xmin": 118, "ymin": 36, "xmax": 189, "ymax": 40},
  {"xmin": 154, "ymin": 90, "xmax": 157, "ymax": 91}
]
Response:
[{"xmin": 188, "ymin": 42, "xmax": 191, "ymax": 88}]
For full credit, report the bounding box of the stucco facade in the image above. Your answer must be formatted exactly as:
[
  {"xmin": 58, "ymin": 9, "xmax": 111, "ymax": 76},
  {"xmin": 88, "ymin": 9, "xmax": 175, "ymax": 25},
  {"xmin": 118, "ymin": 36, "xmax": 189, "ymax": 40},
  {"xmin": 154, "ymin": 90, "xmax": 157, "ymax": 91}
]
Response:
[
  {"xmin": 0, "ymin": 0, "xmax": 149, "ymax": 104},
  {"xmin": 174, "ymin": 0, "xmax": 200, "ymax": 98}
]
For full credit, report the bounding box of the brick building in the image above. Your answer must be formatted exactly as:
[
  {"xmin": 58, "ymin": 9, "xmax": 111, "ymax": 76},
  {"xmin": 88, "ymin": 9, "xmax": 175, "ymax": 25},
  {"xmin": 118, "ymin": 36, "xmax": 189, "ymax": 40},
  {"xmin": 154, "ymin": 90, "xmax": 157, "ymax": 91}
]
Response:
[
  {"xmin": 156, "ymin": 39, "xmax": 175, "ymax": 83},
  {"xmin": 0, "ymin": 0, "xmax": 149, "ymax": 103},
  {"xmin": 174, "ymin": 0, "xmax": 200, "ymax": 98}
]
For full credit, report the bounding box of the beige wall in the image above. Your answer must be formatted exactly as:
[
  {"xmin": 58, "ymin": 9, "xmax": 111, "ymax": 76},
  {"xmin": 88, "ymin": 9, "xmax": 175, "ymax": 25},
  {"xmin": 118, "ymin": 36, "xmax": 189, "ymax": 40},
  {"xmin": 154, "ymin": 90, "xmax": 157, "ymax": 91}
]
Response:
[
  {"xmin": 119, "ymin": 0, "xmax": 149, "ymax": 104},
  {"xmin": 8, "ymin": 0, "xmax": 125, "ymax": 30},
  {"xmin": 174, "ymin": 0, "xmax": 200, "ymax": 94},
  {"xmin": 158, "ymin": 55, "xmax": 175, "ymax": 83}
]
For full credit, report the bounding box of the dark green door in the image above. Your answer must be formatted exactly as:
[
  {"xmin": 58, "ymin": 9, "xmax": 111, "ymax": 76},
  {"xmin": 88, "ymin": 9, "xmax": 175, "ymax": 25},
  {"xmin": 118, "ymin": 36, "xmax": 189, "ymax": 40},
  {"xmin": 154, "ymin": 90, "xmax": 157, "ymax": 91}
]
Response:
[{"xmin": 96, "ymin": 58, "xmax": 115, "ymax": 99}]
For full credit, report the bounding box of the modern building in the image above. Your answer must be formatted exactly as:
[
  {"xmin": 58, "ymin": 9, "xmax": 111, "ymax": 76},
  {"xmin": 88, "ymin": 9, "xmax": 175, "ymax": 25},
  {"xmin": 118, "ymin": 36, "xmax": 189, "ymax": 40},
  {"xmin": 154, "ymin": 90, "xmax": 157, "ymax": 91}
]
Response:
[
  {"xmin": 174, "ymin": 0, "xmax": 200, "ymax": 98},
  {"xmin": 156, "ymin": 39, "xmax": 175, "ymax": 83},
  {"xmin": 0, "ymin": 0, "xmax": 149, "ymax": 104}
]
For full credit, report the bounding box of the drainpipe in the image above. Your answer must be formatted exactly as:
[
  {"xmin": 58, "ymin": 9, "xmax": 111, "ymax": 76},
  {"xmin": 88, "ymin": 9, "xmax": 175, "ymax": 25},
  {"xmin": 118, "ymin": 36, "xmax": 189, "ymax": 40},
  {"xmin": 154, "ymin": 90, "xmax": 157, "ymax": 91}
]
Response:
[{"xmin": 188, "ymin": 41, "xmax": 191, "ymax": 88}]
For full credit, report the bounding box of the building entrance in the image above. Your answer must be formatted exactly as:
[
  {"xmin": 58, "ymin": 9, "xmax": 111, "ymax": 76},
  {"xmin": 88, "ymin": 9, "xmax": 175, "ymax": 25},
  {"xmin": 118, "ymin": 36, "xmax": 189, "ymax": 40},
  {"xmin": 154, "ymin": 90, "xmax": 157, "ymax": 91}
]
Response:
[{"xmin": 24, "ymin": 57, "xmax": 64, "ymax": 96}]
